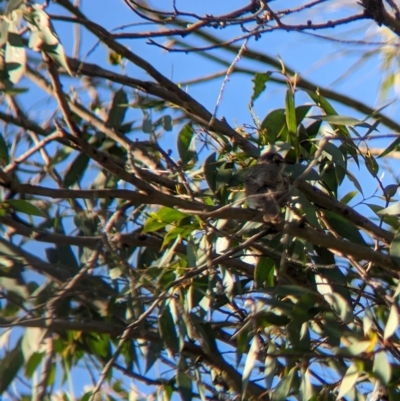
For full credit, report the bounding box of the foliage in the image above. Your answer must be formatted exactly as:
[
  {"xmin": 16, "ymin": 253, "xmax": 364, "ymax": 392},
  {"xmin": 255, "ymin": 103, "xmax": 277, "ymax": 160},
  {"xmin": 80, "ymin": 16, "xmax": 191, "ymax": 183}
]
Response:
[{"xmin": 0, "ymin": 1, "xmax": 400, "ymax": 401}]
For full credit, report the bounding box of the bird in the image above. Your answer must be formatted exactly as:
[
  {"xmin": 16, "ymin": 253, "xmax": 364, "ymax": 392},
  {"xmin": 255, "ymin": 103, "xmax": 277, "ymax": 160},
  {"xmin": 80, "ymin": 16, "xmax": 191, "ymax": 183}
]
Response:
[{"xmin": 244, "ymin": 151, "xmax": 289, "ymax": 223}]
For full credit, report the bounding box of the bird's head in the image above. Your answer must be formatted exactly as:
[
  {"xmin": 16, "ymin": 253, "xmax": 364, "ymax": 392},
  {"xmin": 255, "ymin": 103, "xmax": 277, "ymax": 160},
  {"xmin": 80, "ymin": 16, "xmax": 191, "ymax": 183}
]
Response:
[{"xmin": 258, "ymin": 152, "xmax": 284, "ymax": 165}]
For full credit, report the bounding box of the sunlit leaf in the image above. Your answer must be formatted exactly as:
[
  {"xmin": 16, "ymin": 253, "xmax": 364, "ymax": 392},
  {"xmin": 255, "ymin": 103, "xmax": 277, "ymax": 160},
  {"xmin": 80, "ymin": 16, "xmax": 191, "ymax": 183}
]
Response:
[
  {"xmin": 337, "ymin": 363, "xmax": 359, "ymax": 400},
  {"xmin": 5, "ymin": 199, "xmax": 46, "ymax": 217},
  {"xmin": 250, "ymin": 72, "xmax": 271, "ymax": 105},
  {"xmin": 384, "ymin": 304, "xmax": 399, "ymax": 340},
  {"xmin": 373, "ymin": 351, "xmax": 391, "ymax": 385},
  {"xmin": 242, "ymin": 336, "xmax": 259, "ymax": 397},
  {"xmin": 285, "ymin": 88, "xmax": 297, "ymax": 138},
  {"xmin": 308, "ymin": 114, "xmax": 372, "ymax": 128}
]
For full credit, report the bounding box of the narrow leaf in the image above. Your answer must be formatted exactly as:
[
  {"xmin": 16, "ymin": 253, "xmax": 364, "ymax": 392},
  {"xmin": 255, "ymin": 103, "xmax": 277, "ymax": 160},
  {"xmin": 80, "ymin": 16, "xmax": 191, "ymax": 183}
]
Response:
[
  {"xmin": 177, "ymin": 124, "xmax": 196, "ymax": 165},
  {"xmin": 63, "ymin": 153, "xmax": 90, "ymax": 188},
  {"xmin": 285, "ymin": 89, "xmax": 297, "ymax": 136},
  {"xmin": 390, "ymin": 231, "xmax": 400, "ymax": 267},
  {"xmin": 373, "ymin": 351, "xmax": 391, "ymax": 385},
  {"xmin": 107, "ymin": 88, "xmax": 128, "ymax": 129},
  {"xmin": 250, "ymin": 72, "xmax": 271, "ymax": 105},
  {"xmin": 242, "ymin": 336, "xmax": 260, "ymax": 399},
  {"xmin": 384, "ymin": 304, "xmax": 399, "ymax": 340},
  {"xmin": 337, "ymin": 363, "xmax": 359, "ymax": 400},
  {"xmin": 6, "ymin": 199, "xmax": 46, "ymax": 217},
  {"xmin": 309, "ymin": 115, "xmax": 372, "ymax": 128}
]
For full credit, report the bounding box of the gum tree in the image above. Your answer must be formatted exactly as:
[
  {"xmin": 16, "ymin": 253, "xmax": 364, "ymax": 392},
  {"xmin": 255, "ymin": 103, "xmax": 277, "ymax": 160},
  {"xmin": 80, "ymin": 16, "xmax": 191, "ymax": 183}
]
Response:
[{"xmin": 1, "ymin": 1, "xmax": 400, "ymax": 400}]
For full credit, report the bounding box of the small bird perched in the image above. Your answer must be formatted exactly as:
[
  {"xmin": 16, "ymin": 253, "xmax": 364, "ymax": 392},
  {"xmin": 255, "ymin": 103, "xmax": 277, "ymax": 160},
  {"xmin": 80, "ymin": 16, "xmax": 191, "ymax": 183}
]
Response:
[{"xmin": 244, "ymin": 152, "xmax": 289, "ymax": 223}]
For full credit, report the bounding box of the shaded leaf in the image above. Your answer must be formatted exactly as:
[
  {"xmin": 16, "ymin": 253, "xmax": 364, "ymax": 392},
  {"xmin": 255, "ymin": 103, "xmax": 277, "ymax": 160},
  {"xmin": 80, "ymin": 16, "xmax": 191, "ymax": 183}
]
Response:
[
  {"xmin": 274, "ymin": 366, "xmax": 296, "ymax": 401},
  {"xmin": 254, "ymin": 257, "xmax": 275, "ymax": 287},
  {"xmin": 0, "ymin": 132, "xmax": 9, "ymax": 165},
  {"xmin": 204, "ymin": 152, "xmax": 218, "ymax": 193},
  {"xmin": 0, "ymin": 342, "xmax": 24, "ymax": 393},
  {"xmin": 323, "ymin": 211, "xmax": 367, "ymax": 246},
  {"xmin": 177, "ymin": 124, "xmax": 196, "ymax": 165},
  {"xmin": 390, "ymin": 232, "xmax": 400, "ymax": 267},
  {"xmin": 261, "ymin": 108, "xmax": 286, "ymax": 143},
  {"xmin": 177, "ymin": 358, "xmax": 193, "ymax": 401},
  {"xmin": 63, "ymin": 152, "xmax": 90, "ymax": 188},
  {"xmin": 158, "ymin": 305, "xmax": 179, "ymax": 356},
  {"xmin": 107, "ymin": 88, "xmax": 128, "ymax": 129}
]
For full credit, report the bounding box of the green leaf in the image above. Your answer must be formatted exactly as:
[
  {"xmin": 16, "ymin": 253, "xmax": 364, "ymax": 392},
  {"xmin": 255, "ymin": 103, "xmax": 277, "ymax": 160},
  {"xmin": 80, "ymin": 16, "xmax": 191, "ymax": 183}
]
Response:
[
  {"xmin": 285, "ymin": 89, "xmax": 297, "ymax": 137},
  {"xmin": 373, "ymin": 351, "xmax": 392, "ymax": 385},
  {"xmin": 322, "ymin": 142, "xmax": 346, "ymax": 171},
  {"xmin": 6, "ymin": 199, "xmax": 46, "ymax": 217},
  {"xmin": 0, "ymin": 20, "xmax": 9, "ymax": 49},
  {"xmin": 261, "ymin": 109, "xmax": 286, "ymax": 144},
  {"xmin": 63, "ymin": 153, "xmax": 90, "ymax": 188},
  {"xmin": 274, "ymin": 366, "xmax": 296, "ymax": 401},
  {"xmin": 295, "ymin": 105, "xmax": 311, "ymax": 124},
  {"xmin": 340, "ymin": 190, "xmax": 358, "ymax": 204},
  {"xmin": 204, "ymin": 152, "xmax": 217, "ymax": 193},
  {"xmin": 284, "ymin": 163, "xmax": 320, "ymax": 181},
  {"xmin": 177, "ymin": 124, "xmax": 196, "ymax": 165},
  {"xmin": 43, "ymin": 42, "xmax": 72, "ymax": 75},
  {"xmin": 384, "ymin": 184, "xmax": 398, "ymax": 199},
  {"xmin": 337, "ymin": 363, "xmax": 359, "ymax": 399},
  {"xmin": 380, "ymin": 136, "xmax": 400, "ymax": 158},
  {"xmin": 390, "ymin": 232, "xmax": 400, "ymax": 267},
  {"xmin": 142, "ymin": 113, "xmax": 152, "ymax": 133},
  {"xmin": 323, "ymin": 211, "xmax": 367, "ymax": 246},
  {"xmin": 109, "ymin": 267, "xmax": 123, "ymax": 280},
  {"xmin": 215, "ymin": 161, "xmax": 234, "ymax": 192},
  {"xmin": 264, "ymin": 344, "xmax": 277, "ymax": 390},
  {"xmin": 364, "ymin": 151, "xmax": 379, "ymax": 177},
  {"xmin": 315, "ymin": 273, "xmax": 353, "ymax": 324},
  {"xmin": 242, "ymin": 336, "xmax": 259, "ymax": 397},
  {"xmin": 0, "ymin": 132, "xmax": 9, "ymax": 164},
  {"xmin": 306, "ymin": 90, "xmax": 350, "ymax": 136},
  {"xmin": 384, "ymin": 304, "xmax": 398, "ymax": 340},
  {"xmin": 308, "ymin": 115, "xmax": 372, "ymax": 128},
  {"xmin": 152, "ymin": 207, "xmax": 189, "ymax": 224},
  {"xmin": 177, "ymin": 358, "xmax": 193, "ymax": 401},
  {"xmin": 25, "ymin": 352, "xmax": 45, "ymax": 378},
  {"xmin": 107, "ymin": 88, "xmax": 128, "ymax": 129},
  {"xmin": 161, "ymin": 115, "xmax": 172, "ymax": 131},
  {"xmin": 25, "ymin": 5, "xmax": 72, "ymax": 76},
  {"xmin": 21, "ymin": 327, "xmax": 45, "ymax": 361},
  {"xmin": 379, "ymin": 202, "xmax": 400, "ymax": 216},
  {"xmin": 299, "ymin": 368, "xmax": 314, "ymax": 401},
  {"xmin": 5, "ymin": 23, "xmax": 26, "ymax": 84},
  {"xmin": 0, "ymin": 342, "xmax": 24, "ymax": 393},
  {"xmin": 158, "ymin": 305, "xmax": 179, "ymax": 356},
  {"xmin": 254, "ymin": 257, "xmax": 275, "ymax": 287},
  {"xmin": 250, "ymin": 72, "xmax": 271, "ymax": 105},
  {"xmin": 142, "ymin": 218, "xmax": 168, "ymax": 233}
]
